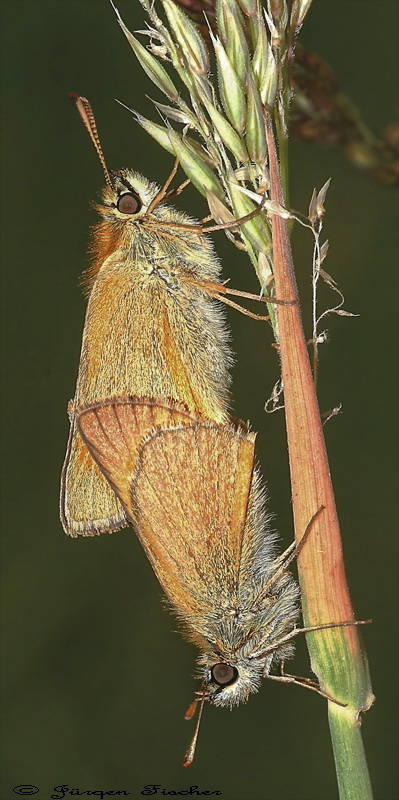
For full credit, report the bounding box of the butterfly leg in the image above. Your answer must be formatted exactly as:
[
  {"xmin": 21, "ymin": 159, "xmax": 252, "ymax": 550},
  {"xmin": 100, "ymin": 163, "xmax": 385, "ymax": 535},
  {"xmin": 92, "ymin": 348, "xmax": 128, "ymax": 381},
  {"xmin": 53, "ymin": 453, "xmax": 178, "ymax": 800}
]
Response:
[{"xmin": 265, "ymin": 663, "xmax": 347, "ymax": 706}]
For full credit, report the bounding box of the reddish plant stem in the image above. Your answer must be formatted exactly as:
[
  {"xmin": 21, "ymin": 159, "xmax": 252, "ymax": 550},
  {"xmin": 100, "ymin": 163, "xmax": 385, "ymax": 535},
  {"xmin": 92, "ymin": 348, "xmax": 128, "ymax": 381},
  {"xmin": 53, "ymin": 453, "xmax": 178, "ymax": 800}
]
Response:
[{"xmin": 264, "ymin": 109, "xmax": 366, "ymax": 678}]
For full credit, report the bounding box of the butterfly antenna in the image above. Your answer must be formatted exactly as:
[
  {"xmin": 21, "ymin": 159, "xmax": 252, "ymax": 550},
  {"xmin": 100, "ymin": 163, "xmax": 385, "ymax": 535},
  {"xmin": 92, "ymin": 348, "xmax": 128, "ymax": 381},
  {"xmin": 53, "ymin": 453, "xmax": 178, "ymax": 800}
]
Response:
[
  {"xmin": 70, "ymin": 93, "xmax": 113, "ymax": 191},
  {"xmin": 183, "ymin": 691, "xmax": 206, "ymax": 767}
]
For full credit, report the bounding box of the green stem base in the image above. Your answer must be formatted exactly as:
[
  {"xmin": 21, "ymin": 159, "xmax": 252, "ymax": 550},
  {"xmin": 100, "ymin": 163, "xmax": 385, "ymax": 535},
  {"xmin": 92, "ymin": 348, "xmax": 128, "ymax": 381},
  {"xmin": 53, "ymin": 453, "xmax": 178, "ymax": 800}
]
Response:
[{"xmin": 328, "ymin": 703, "xmax": 373, "ymax": 800}]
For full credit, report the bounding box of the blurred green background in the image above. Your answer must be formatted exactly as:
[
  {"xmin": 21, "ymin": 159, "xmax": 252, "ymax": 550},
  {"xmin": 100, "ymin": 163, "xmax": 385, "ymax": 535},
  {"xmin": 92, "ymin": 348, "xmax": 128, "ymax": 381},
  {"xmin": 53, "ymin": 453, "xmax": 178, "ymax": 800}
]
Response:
[{"xmin": 1, "ymin": 1, "xmax": 398, "ymax": 799}]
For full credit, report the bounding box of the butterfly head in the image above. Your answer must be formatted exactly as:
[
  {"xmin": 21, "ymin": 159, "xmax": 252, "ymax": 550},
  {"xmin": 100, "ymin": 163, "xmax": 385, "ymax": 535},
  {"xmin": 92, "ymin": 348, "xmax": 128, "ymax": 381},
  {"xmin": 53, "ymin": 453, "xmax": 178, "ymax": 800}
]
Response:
[
  {"xmin": 97, "ymin": 169, "xmax": 159, "ymax": 222},
  {"xmin": 198, "ymin": 649, "xmax": 267, "ymax": 708}
]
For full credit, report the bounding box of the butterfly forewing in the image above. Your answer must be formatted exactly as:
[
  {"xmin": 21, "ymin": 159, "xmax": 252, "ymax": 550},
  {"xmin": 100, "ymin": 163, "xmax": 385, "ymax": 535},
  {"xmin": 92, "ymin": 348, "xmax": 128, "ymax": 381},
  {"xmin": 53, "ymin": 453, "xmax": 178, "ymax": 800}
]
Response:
[
  {"xmin": 75, "ymin": 397, "xmax": 201, "ymax": 526},
  {"xmin": 61, "ymin": 207, "xmax": 232, "ymax": 538},
  {"xmin": 131, "ymin": 424, "xmax": 256, "ymax": 615},
  {"xmin": 60, "ymin": 419, "xmax": 126, "ymax": 537}
]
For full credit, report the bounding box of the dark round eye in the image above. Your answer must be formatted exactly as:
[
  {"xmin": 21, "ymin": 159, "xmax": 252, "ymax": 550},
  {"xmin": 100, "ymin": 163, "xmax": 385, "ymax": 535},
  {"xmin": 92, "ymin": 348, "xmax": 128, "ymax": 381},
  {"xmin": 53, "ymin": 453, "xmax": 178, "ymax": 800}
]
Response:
[
  {"xmin": 210, "ymin": 663, "xmax": 239, "ymax": 687},
  {"xmin": 117, "ymin": 192, "xmax": 141, "ymax": 215}
]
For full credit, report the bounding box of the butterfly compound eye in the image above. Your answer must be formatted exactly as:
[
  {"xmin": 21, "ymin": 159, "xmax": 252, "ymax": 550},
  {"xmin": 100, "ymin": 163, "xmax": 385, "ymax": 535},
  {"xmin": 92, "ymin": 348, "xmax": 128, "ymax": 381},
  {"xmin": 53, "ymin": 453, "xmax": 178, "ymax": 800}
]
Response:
[
  {"xmin": 117, "ymin": 192, "xmax": 141, "ymax": 215},
  {"xmin": 211, "ymin": 663, "xmax": 239, "ymax": 687}
]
